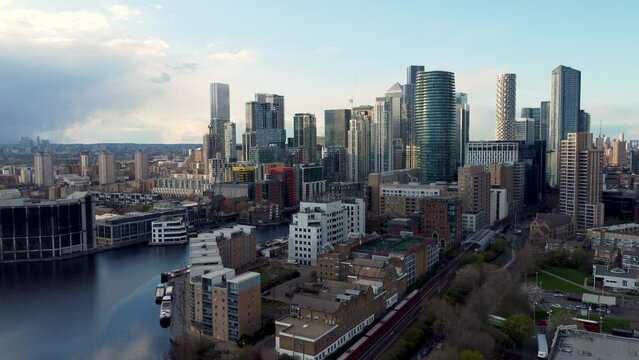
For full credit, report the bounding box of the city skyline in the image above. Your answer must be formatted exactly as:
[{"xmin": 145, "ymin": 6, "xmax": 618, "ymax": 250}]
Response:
[{"xmin": 1, "ymin": 1, "xmax": 638, "ymax": 145}]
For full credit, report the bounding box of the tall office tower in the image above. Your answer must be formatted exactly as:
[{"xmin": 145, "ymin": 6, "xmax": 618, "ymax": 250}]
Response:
[
  {"xmin": 255, "ymin": 93, "xmax": 285, "ymax": 129},
  {"xmin": 323, "ymin": 146, "xmax": 347, "ymax": 184},
  {"xmin": 324, "ymin": 109, "xmax": 351, "ymax": 148},
  {"xmin": 578, "ymin": 110, "xmax": 591, "ymax": 133},
  {"xmin": 372, "ymin": 84, "xmax": 406, "ymax": 171},
  {"xmin": 210, "ymin": 82, "xmax": 230, "ymax": 121},
  {"xmin": 246, "ymin": 101, "xmax": 280, "ymax": 131},
  {"xmin": 611, "ymin": 137, "xmax": 627, "ymax": 166},
  {"xmin": 134, "ymin": 150, "xmax": 149, "ymax": 180},
  {"xmin": 540, "ymin": 101, "xmax": 550, "ymax": 142},
  {"xmin": 415, "ymin": 70, "xmax": 457, "ymax": 183},
  {"xmin": 495, "ymin": 73, "xmax": 517, "ymax": 140},
  {"xmin": 549, "ymin": 65, "xmax": 581, "ymax": 188},
  {"xmin": 241, "ymin": 131, "xmax": 255, "ymax": 162},
  {"xmin": 559, "ymin": 132, "xmax": 603, "ymax": 229},
  {"xmin": 34, "ymin": 151, "xmax": 53, "ymax": 186},
  {"xmin": 294, "ymin": 163, "xmax": 326, "ymax": 202},
  {"xmin": 404, "ymin": 65, "xmax": 425, "ymax": 147},
  {"xmin": 98, "ymin": 151, "xmax": 115, "ymax": 185},
  {"xmin": 458, "ymin": 165, "xmax": 491, "ymax": 234},
  {"xmin": 293, "ymin": 113, "xmax": 317, "ymax": 163},
  {"xmin": 223, "ymin": 122, "xmax": 237, "ymax": 162},
  {"xmin": 515, "ymin": 118, "xmax": 536, "ymax": 145},
  {"xmin": 456, "ymin": 93, "xmax": 470, "ymax": 168},
  {"xmin": 79, "ymin": 151, "xmax": 90, "ymax": 177},
  {"xmin": 347, "ymin": 118, "xmax": 370, "ymax": 183},
  {"xmin": 521, "ymin": 107, "xmax": 541, "ymax": 141}
]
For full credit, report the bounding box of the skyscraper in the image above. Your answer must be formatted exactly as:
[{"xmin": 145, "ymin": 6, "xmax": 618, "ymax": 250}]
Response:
[
  {"xmin": 495, "ymin": 73, "xmax": 517, "ymax": 141},
  {"xmin": 549, "ymin": 65, "xmax": 581, "ymax": 188},
  {"xmin": 293, "ymin": 113, "xmax": 317, "ymax": 163},
  {"xmin": 456, "ymin": 92, "xmax": 470, "ymax": 168},
  {"xmin": 415, "ymin": 70, "xmax": 457, "ymax": 183},
  {"xmin": 515, "ymin": 118, "xmax": 535, "ymax": 145},
  {"xmin": 404, "ymin": 65, "xmax": 424, "ymax": 147},
  {"xmin": 521, "ymin": 107, "xmax": 541, "ymax": 141},
  {"xmin": 578, "ymin": 110, "xmax": 591, "ymax": 133},
  {"xmin": 323, "ymin": 146, "xmax": 348, "ymax": 184},
  {"xmin": 559, "ymin": 132, "xmax": 603, "ymax": 229},
  {"xmin": 34, "ymin": 151, "xmax": 53, "ymax": 186},
  {"xmin": 79, "ymin": 151, "xmax": 90, "ymax": 177},
  {"xmin": 458, "ymin": 165, "xmax": 491, "ymax": 233},
  {"xmin": 372, "ymin": 84, "xmax": 405, "ymax": 172},
  {"xmin": 324, "ymin": 109, "xmax": 351, "ymax": 148},
  {"xmin": 223, "ymin": 122, "xmax": 237, "ymax": 162},
  {"xmin": 255, "ymin": 93, "xmax": 285, "ymax": 129},
  {"xmin": 349, "ymin": 106, "xmax": 372, "ymax": 183},
  {"xmin": 540, "ymin": 101, "xmax": 550, "ymax": 142},
  {"xmin": 98, "ymin": 151, "xmax": 115, "ymax": 185},
  {"xmin": 210, "ymin": 83, "xmax": 230, "ymax": 121},
  {"xmin": 134, "ymin": 150, "xmax": 149, "ymax": 180}
]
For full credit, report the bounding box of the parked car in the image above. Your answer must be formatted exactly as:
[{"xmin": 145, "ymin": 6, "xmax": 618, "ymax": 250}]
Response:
[{"xmin": 551, "ymin": 303, "xmax": 562, "ymax": 309}]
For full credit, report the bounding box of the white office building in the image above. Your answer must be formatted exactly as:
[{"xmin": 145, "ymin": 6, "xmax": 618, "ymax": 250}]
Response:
[
  {"xmin": 150, "ymin": 216, "xmax": 188, "ymax": 245},
  {"xmin": 342, "ymin": 198, "xmax": 366, "ymax": 236},
  {"xmin": 288, "ymin": 200, "xmax": 347, "ymax": 266}
]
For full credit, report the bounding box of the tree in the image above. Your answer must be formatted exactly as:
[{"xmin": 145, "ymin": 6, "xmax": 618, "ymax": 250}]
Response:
[
  {"xmin": 516, "ymin": 242, "xmax": 544, "ymax": 274},
  {"xmin": 459, "ymin": 349, "xmax": 486, "ymax": 360},
  {"xmin": 491, "ymin": 237, "xmax": 507, "ymax": 254},
  {"xmin": 448, "ymin": 265, "xmax": 482, "ymax": 304},
  {"xmin": 504, "ymin": 313, "xmax": 535, "ymax": 345},
  {"xmin": 572, "ymin": 247, "xmax": 593, "ymax": 273}
]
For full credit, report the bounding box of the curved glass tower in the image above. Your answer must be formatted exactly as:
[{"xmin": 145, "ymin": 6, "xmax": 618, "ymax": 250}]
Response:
[{"xmin": 415, "ymin": 71, "xmax": 456, "ymax": 183}]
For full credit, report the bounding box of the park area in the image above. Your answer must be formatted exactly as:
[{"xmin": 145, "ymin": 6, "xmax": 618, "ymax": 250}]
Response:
[{"xmin": 523, "ymin": 267, "xmax": 597, "ymax": 295}]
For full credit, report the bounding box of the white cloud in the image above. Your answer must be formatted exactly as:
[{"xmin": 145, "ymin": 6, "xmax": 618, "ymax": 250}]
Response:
[
  {"xmin": 0, "ymin": 8, "xmax": 109, "ymax": 43},
  {"xmin": 209, "ymin": 49, "xmax": 254, "ymax": 62},
  {"xmin": 105, "ymin": 4, "xmax": 140, "ymax": 20},
  {"xmin": 152, "ymin": 4, "xmax": 163, "ymax": 11},
  {"xmin": 0, "ymin": 0, "xmax": 12, "ymax": 7},
  {"xmin": 102, "ymin": 38, "xmax": 169, "ymax": 56}
]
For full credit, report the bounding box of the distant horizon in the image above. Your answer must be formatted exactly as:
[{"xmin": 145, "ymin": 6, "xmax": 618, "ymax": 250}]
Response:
[{"xmin": 1, "ymin": 1, "xmax": 637, "ymax": 144}]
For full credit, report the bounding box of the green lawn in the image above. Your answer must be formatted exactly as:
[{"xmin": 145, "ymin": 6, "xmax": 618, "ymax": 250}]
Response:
[
  {"xmin": 545, "ymin": 266, "xmax": 588, "ymax": 285},
  {"xmin": 584, "ymin": 314, "xmax": 632, "ymax": 332},
  {"xmin": 524, "ymin": 272, "xmax": 597, "ymax": 295}
]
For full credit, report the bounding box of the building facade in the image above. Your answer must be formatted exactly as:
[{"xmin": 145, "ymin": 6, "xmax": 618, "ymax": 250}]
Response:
[
  {"xmin": 495, "ymin": 73, "xmax": 517, "ymax": 141},
  {"xmin": 34, "ymin": 151, "xmax": 54, "ymax": 186},
  {"xmin": 134, "ymin": 150, "xmax": 149, "ymax": 180},
  {"xmin": 325, "ymin": 109, "xmax": 351, "ymax": 148},
  {"xmin": 293, "ymin": 113, "xmax": 317, "ymax": 163},
  {"xmin": 98, "ymin": 151, "xmax": 116, "ymax": 185}
]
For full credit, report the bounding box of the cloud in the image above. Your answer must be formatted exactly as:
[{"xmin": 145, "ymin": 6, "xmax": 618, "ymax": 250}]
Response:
[
  {"xmin": 0, "ymin": 8, "xmax": 109, "ymax": 43},
  {"xmin": 311, "ymin": 46, "xmax": 339, "ymax": 55},
  {"xmin": 209, "ymin": 49, "xmax": 254, "ymax": 62},
  {"xmin": 165, "ymin": 62, "xmax": 198, "ymax": 72},
  {"xmin": 102, "ymin": 38, "xmax": 169, "ymax": 56},
  {"xmin": 152, "ymin": 4, "xmax": 163, "ymax": 11},
  {"xmin": 149, "ymin": 72, "xmax": 171, "ymax": 83},
  {"xmin": 105, "ymin": 4, "xmax": 140, "ymax": 20}
]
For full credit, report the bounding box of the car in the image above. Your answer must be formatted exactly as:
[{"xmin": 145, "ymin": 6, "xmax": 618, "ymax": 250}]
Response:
[
  {"xmin": 553, "ymin": 291, "xmax": 565, "ymax": 297},
  {"xmin": 551, "ymin": 303, "xmax": 562, "ymax": 309},
  {"xmin": 576, "ymin": 304, "xmax": 587, "ymax": 310}
]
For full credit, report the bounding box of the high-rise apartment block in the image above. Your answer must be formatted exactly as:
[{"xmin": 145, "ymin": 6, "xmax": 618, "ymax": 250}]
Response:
[
  {"xmin": 415, "ymin": 70, "xmax": 457, "ymax": 183},
  {"xmin": 516, "ymin": 117, "xmax": 536, "ymax": 145},
  {"xmin": 348, "ymin": 106, "xmax": 372, "ymax": 183},
  {"xmin": 323, "ymin": 146, "xmax": 348, "ymax": 184},
  {"xmin": 458, "ymin": 165, "xmax": 491, "ymax": 234},
  {"xmin": 495, "ymin": 73, "xmax": 517, "ymax": 141},
  {"xmin": 255, "ymin": 93, "xmax": 285, "ymax": 129},
  {"xmin": 559, "ymin": 132, "xmax": 603, "ymax": 229},
  {"xmin": 456, "ymin": 92, "xmax": 470, "ymax": 168},
  {"xmin": 98, "ymin": 151, "xmax": 115, "ymax": 185},
  {"xmin": 33, "ymin": 151, "xmax": 53, "ymax": 186},
  {"xmin": 324, "ymin": 109, "xmax": 351, "ymax": 148},
  {"xmin": 294, "ymin": 163, "xmax": 326, "ymax": 202},
  {"xmin": 549, "ymin": 65, "xmax": 581, "ymax": 188},
  {"xmin": 288, "ymin": 200, "xmax": 347, "ymax": 266},
  {"xmin": 79, "ymin": 151, "xmax": 90, "ymax": 178},
  {"xmin": 293, "ymin": 113, "xmax": 317, "ymax": 163},
  {"xmin": 373, "ymin": 83, "xmax": 405, "ymax": 172},
  {"xmin": 210, "ymin": 82, "xmax": 230, "ymax": 121},
  {"xmin": 134, "ymin": 150, "xmax": 149, "ymax": 180},
  {"xmin": 611, "ymin": 137, "xmax": 627, "ymax": 167}
]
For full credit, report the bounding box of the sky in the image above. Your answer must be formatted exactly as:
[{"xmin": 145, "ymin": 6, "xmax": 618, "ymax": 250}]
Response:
[{"xmin": 0, "ymin": 0, "xmax": 637, "ymax": 144}]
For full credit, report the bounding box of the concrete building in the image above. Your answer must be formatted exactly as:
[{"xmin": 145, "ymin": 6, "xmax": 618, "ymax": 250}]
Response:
[
  {"xmin": 153, "ymin": 176, "xmax": 213, "ymax": 197},
  {"xmin": 490, "ymin": 188, "xmax": 509, "ymax": 224},
  {"xmin": 255, "ymin": 93, "xmax": 285, "ymax": 129},
  {"xmin": 367, "ymin": 168, "xmax": 421, "ymax": 216},
  {"xmin": 415, "ymin": 70, "xmax": 457, "ymax": 183},
  {"xmin": 373, "ymin": 83, "xmax": 405, "ymax": 172},
  {"xmin": 495, "ymin": 73, "xmax": 517, "ymax": 141},
  {"xmin": 223, "ymin": 122, "xmax": 237, "ymax": 162},
  {"xmin": 79, "ymin": 151, "xmax": 90, "ymax": 177},
  {"xmin": 200, "ymin": 225, "xmax": 257, "ymax": 270},
  {"xmin": 549, "ymin": 65, "xmax": 581, "ymax": 188},
  {"xmin": 378, "ymin": 182, "xmax": 451, "ymax": 217},
  {"xmin": 342, "ymin": 198, "xmax": 366, "ymax": 236},
  {"xmin": 293, "ymin": 113, "xmax": 317, "ymax": 163},
  {"xmin": 516, "ymin": 117, "xmax": 536, "ymax": 145},
  {"xmin": 269, "ymin": 167, "xmax": 296, "ymax": 207},
  {"xmin": 559, "ymin": 133, "xmax": 604, "ymax": 229},
  {"xmin": 98, "ymin": 151, "xmax": 116, "ymax": 185},
  {"xmin": 588, "ymin": 223, "xmax": 639, "ymax": 251},
  {"xmin": 288, "ymin": 200, "xmax": 347, "ymax": 266},
  {"xmin": 592, "ymin": 265, "xmax": 639, "ymax": 292},
  {"xmin": 134, "ymin": 150, "xmax": 149, "ymax": 180},
  {"xmin": 611, "ymin": 138, "xmax": 627, "ymax": 167},
  {"xmin": 549, "ymin": 327, "xmax": 639, "ymax": 360},
  {"xmin": 458, "ymin": 165, "xmax": 490, "ymax": 234},
  {"xmin": 323, "ymin": 146, "xmax": 348, "ymax": 184},
  {"xmin": 34, "ymin": 151, "xmax": 53, "ymax": 186}
]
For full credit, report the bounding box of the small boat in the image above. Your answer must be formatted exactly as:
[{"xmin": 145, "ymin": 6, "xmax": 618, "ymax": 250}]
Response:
[
  {"xmin": 155, "ymin": 283, "xmax": 166, "ymax": 304},
  {"xmin": 160, "ymin": 295, "xmax": 172, "ymax": 328}
]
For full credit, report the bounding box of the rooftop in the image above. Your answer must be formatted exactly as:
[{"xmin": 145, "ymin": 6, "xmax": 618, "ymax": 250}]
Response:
[
  {"xmin": 536, "ymin": 213, "xmax": 574, "ymax": 228},
  {"xmin": 353, "ymin": 236, "xmax": 421, "ymax": 256},
  {"xmin": 550, "ymin": 328, "xmax": 639, "ymax": 360},
  {"xmin": 594, "ymin": 265, "xmax": 639, "ymax": 279},
  {"xmin": 593, "ymin": 223, "xmax": 639, "ymax": 233},
  {"xmin": 276, "ymin": 316, "xmax": 338, "ymax": 341}
]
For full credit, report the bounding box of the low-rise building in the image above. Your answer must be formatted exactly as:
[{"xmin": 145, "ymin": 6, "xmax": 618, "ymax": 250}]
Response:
[
  {"xmin": 588, "ymin": 223, "xmax": 639, "ymax": 251},
  {"xmin": 593, "ymin": 245, "xmax": 620, "ymax": 265},
  {"xmin": 592, "ymin": 265, "xmax": 639, "ymax": 292},
  {"xmin": 544, "ymin": 239, "xmax": 585, "ymax": 254},
  {"xmin": 529, "ymin": 213, "xmax": 575, "ymax": 242},
  {"xmin": 419, "ymin": 196, "xmax": 462, "ymax": 249},
  {"xmin": 150, "ymin": 216, "xmax": 188, "ymax": 245},
  {"xmin": 549, "ymin": 327, "xmax": 639, "ymax": 360}
]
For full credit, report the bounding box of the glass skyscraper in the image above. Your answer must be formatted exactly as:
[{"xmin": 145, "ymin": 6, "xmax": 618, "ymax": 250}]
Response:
[
  {"xmin": 415, "ymin": 71, "xmax": 457, "ymax": 183},
  {"xmin": 324, "ymin": 109, "xmax": 352, "ymax": 148}
]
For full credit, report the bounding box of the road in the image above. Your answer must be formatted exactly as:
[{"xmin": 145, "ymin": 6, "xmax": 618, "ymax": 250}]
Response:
[{"xmin": 357, "ymin": 253, "xmax": 466, "ymax": 360}]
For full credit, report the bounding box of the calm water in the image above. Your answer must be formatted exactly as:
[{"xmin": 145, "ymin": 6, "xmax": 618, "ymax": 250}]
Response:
[{"xmin": 0, "ymin": 224, "xmax": 288, "ymax": 360}]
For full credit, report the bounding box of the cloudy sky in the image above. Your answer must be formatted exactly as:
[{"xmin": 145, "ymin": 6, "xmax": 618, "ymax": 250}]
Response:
[{"xmin": 0, "ymin": 0, "xmax": 637, "ymax": 144}]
